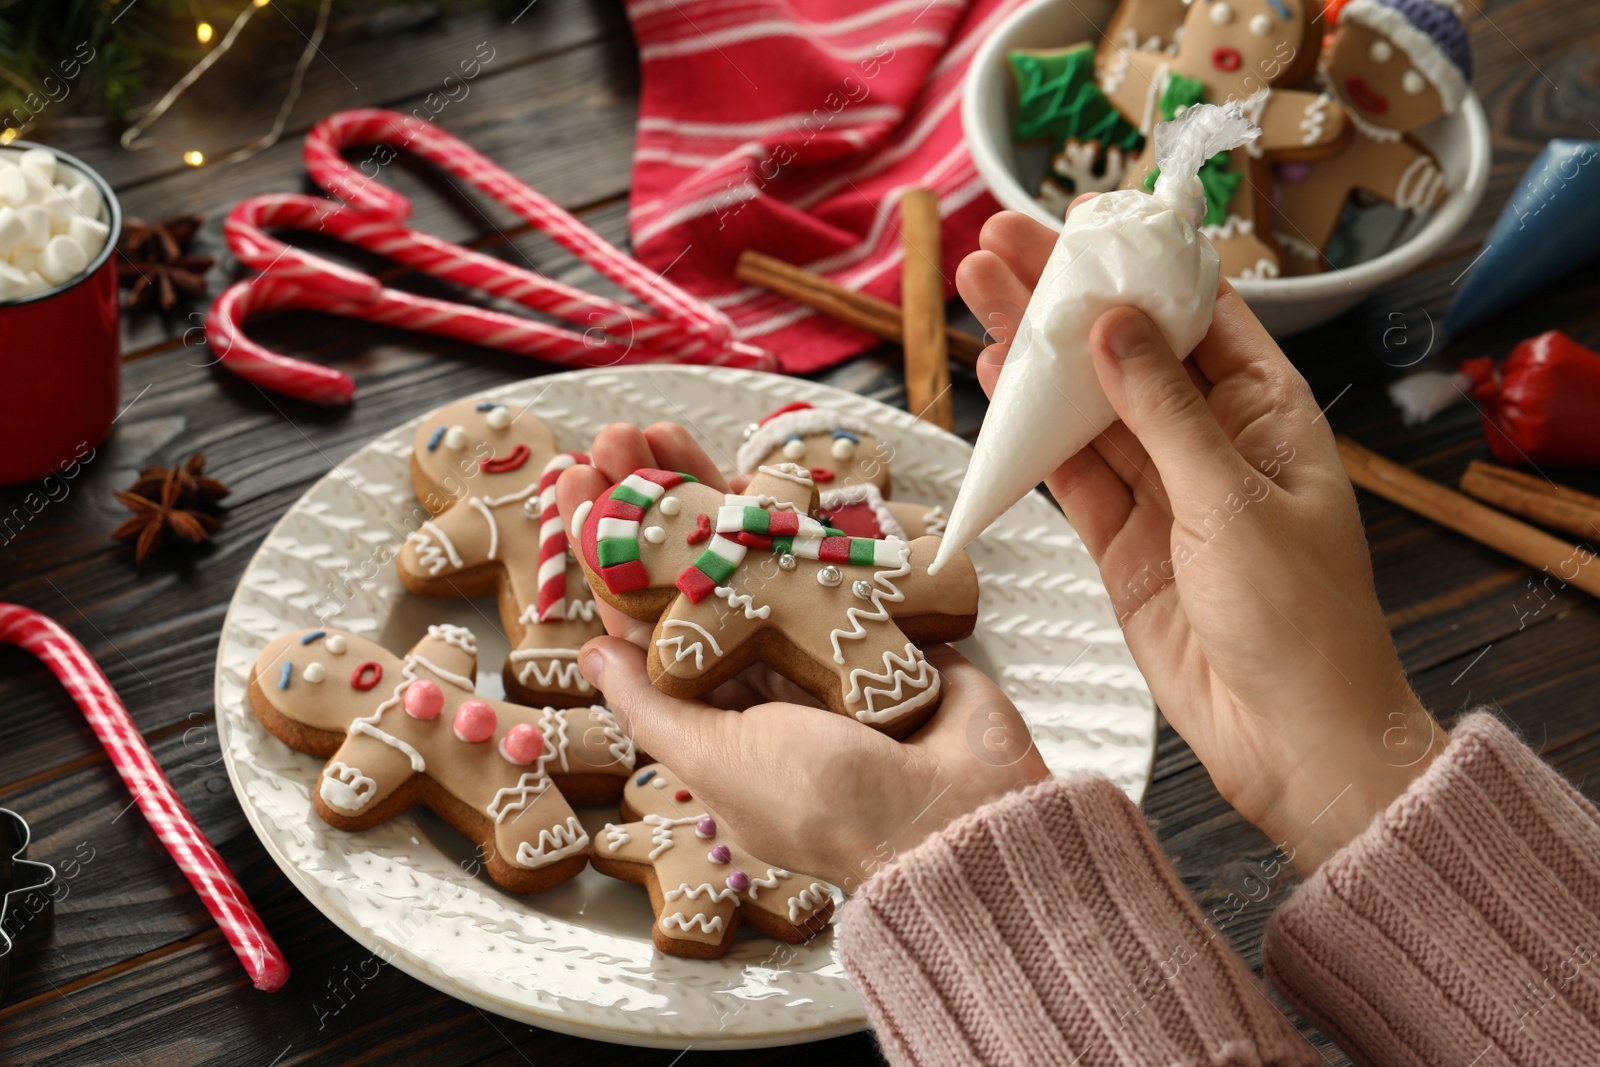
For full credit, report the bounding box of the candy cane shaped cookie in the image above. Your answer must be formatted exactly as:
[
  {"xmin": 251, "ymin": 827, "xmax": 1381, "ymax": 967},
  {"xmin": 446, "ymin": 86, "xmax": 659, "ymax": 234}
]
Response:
[
  {"xmin": 577, "ymin": 464, "xmax": 979, "ymax": 738},
  {"xmin": 247, "ymin": 625, "xmax": 635, "ymax": 894},
  {"xmin": 590, "ymin": 763, "xmax": 835, "ymax": 958},
  {"xmin": 397, "ymin": 397, "xmax": 605, "ymax": 706}
]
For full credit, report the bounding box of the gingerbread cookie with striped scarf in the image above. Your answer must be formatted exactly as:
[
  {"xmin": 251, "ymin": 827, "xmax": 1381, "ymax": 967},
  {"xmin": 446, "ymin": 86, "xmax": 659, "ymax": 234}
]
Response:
[
  {"xmin": 575, "ymin": 463, "xmax": 979, "ymax": 738},
  {"xmin": 591, "ymin": 762, "xmax": 834, "ymax": 958},
  {"xmin": 248, "ymin": 624, "xmax": 636, "ymax": 894},
  {"xmin": 398, "ymin": 397, "xmax": 605, "ymax": 707},
  {"xmin": 735, "ymin": 402, "xmax": 947, "ymax": 542}
]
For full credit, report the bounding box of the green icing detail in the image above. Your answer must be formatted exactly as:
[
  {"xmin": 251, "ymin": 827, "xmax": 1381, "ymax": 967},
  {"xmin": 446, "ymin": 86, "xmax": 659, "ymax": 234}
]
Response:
[
  {"xmin": 1141, "ymin": 73, "xmax": 1243, "ymax": 229},
  {"xmin": 1010, "ymin": 46, "xmax": 1142, "ymax": 154},
  {"xmin": 597, "ymin": 538, "xmax": 640, "ymax": 566},
  {"xmin": 694, "ymin": 549, "xmax": 738, "ymax": 585},
  {"xmin": 610, "ymin": 484, "xmax": 653, "ymax": 509}
]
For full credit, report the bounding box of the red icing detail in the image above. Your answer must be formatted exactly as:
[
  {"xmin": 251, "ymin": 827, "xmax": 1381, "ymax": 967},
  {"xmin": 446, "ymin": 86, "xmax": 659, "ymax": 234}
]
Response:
[
  {"xmin": 1345, "ymin": 74, "xmax": 1388, "ymax": 115},
  {"xmin": 756, "ymin": 401, "xmax": 813, "ymax": 427},
  {"xmin": 1212, "ymin": 47, "xmax": 1241, "ymax": 72},
  {"xmin": 686, "ymin": 513, "xmax": 712, "ymax": 545},
  {"xmin": 733, "ymin": 531, "xmax": 773, "ymax": 550},
  {"xmin": 501, "ymin": 723, "xmax": 543, "ymax": 764},
  {"xmin": 453, "ymin": 699, "xmax": 497, "ymax": 743},
  {"xmin": 351, "ymin": 661, "xmax": 383, "ymax": 691},
  {"xmin": 675, "ymin": 789, "xmax": 692, "ymax": 802},
  {"xmin": 766, "ymin": 511, "xmax": 802, "ymax": 536},
  {"xmin": 818, "ymin": 536, "xmax": 852, "ymax": 562},
  {"xmin": 404, "ymin": 679, "xmax": 443, "ymax": 719},
  {"xmin": 676, "ymin": 566, "xmax": 717, "ymax": 604},
  {"xmin": 480, "ymin": 443, "xmax": 531, "ymax": 474},
  {"xmin": 807, "ymin": 467, "xmax": 836, "ymax": 483},
  {"xmin": 826, "ymin": 500, "xmax": 885, "ymax": 539},
  {"xmin": 601, "ymin": 560, "xmax": 651, "ymax": 594},
  {"xmin": 634, "ymin": 468, "xmax": 690, "ymax": 488},
  {"xmin": 1468, "ymin": 332, "xmax": 1600, "ymax": 466}
]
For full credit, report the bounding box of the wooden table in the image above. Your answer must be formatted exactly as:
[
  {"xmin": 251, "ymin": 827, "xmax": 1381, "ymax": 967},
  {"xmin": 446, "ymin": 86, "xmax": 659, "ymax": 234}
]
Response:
[{"xmin": 2, "ymin": 2, "xmax": 1597, "ymax": 1063}]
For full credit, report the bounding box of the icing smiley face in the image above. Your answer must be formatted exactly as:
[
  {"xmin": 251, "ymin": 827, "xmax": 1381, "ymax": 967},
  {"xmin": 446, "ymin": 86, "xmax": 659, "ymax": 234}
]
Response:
[
  {"xmin": 1177, "ymin": 0, "xmax": 1319, "ymax": 90},
  {"xmin": 399, "ymin": 396, "xmax": 606, "ymax": 707},
  {"xmin": 1323, "ymin": 19, "xmax": 1446, "ymax": 131},
  {"xmin": 736, "ymin": 402, "xmax": 892, "ymax": 493},
  {"xmin": 577, "ymin": 464, "xmax": 980, "ymax": 737},
  {"xmin": 248, "ymin": 625, "xmax": 638, "ymax": 894},
  {"xmin": 589, "ymin": 762, "xmax": 836, "ymax": 958}
]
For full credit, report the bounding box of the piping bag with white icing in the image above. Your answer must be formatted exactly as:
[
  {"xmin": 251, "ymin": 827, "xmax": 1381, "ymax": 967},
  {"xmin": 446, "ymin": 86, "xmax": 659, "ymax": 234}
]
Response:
[{"xmin": 930, "ymin": 101, "xmax": 1261, "ymax": 575}]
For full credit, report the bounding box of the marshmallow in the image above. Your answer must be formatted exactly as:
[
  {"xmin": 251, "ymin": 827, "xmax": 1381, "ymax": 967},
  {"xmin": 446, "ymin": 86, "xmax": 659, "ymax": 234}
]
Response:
[
  {"xmin": 0, "ymin": 261, "xmax": 26, "ymax": 301},
  {"xmin": 19, "ymin": 149, "xmax": 55, "ymax": 184},
  {"xmin": 38, "ymin": 234, "xmax": 88, "ymax": 286},
  {"xmin": 16, "ymin": 205, "xmax": 49, "ymax": 250},
  {"xmin": 0, "ymin": 207, "xmax": 24, "ymax": 256},
  {"xmin": 66, "ymin": 180, "xmax": 101, "ymax": 218},
  {"xmin": 67, "ymin": 214, "xmax": 109, "ymax": 256},
  {"xmin": 11, "ymin": 247, "xmax": 38, "ymax": 274},
  {"xmin": 0, "ymin": 167, "xmax": 26, "ymax": 207},
  {"xmin": 21, "ymin": 270, "xmax": 47, "ymax": 298}
]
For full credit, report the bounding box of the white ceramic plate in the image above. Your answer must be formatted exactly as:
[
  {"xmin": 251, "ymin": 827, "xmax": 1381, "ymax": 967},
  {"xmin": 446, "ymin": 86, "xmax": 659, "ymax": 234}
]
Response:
[{"xmin": 214, "ymin": 366, "xmax": 1157, "ymax": 1049}]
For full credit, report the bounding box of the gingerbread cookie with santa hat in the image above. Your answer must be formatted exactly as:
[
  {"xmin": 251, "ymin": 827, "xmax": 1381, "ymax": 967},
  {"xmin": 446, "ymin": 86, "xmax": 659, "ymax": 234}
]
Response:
[
  {"xmin": 397, "ymin": 397, "xmax": 606, "ymax": 708},
  {"xmin": 735, "ymin": 402, "xmax": 947, "ymax": 543}
]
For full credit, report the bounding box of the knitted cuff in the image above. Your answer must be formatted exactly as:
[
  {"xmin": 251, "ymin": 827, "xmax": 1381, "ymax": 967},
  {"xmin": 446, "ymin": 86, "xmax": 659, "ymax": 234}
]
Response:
[
  {"xmin": 838, "ymin": 776, "xmax": 1318, "ymax": 1067},
  {"xmin": 1266, "ymin": 712, "xmax": 1600, "ymax": 1066}
]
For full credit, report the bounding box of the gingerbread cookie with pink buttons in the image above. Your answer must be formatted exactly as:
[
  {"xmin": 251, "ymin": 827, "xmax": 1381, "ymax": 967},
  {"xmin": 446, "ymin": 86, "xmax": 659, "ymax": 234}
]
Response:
[
  {"xmin": 398, "ymin": 397, "xmax": 604, "ymax": 708},
  {"xmin": 576, "ymin": 463, "xmax": 979, "ymax": 738},
  {"xmin": 247, "ymin": 623, "xmax": 636, "ymax": 894},
  {"xmin": 736, "ymin": 402, "xmax": 947, "ymax": 542},
  {"xmin": 590, "ymin": 762, "xmax": 835, "ymax": 958}
]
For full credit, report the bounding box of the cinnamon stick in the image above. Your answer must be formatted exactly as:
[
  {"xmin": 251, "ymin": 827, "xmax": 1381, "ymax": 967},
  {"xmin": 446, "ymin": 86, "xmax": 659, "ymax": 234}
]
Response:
[
  {"xmin": 1459, "ymin": 461, "xmax": 1600, "ymax": 542},
  {"xmin": 1338, "ymin": 437, "xmax": 1600, "ymax": 598},
  {"xmin": 734, "ymin": 250, "xmax": 986, "ymax": 366},
  {"xmin": 899, "ymin": 190, "xmax": 954, "ymax": 430}
]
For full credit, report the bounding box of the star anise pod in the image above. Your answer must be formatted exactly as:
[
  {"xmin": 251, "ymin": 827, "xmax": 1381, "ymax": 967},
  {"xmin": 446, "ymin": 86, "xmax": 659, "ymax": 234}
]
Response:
[
  {"xmin": 113, "ymin": 455, "xmax": 228, "ymax": 564},
  {"xmin": 117, "ymin": 214, "xmax": 214, "ymax": 313}
]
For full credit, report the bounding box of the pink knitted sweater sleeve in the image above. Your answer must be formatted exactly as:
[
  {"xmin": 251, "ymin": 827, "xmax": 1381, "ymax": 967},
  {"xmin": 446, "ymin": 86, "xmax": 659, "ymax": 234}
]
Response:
[
  {"xmin": 836, "ymin": 773, "xmax": 1320, "ymax": 1066},
  {"xmin": 1265, "ymin": 711, "xmax": 1600, "ymax": 1065}
]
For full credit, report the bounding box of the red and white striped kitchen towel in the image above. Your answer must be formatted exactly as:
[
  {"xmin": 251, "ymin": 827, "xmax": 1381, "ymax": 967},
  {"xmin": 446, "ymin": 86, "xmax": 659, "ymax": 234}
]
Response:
[{"xmin": 626, "ymin": 0, "xmax": 1021, "ymax": 373}]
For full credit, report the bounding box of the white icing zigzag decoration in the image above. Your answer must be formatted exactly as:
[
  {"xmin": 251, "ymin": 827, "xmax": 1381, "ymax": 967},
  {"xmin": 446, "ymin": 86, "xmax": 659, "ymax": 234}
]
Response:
[
  {"xmin": 515, "ymin": 814, "xmax": 589, "ymax": 868},
  {"xmin": 656, "ymin": 619, "xmax": 723, "ymax": 671},
  {"xmin": 486, "ymin": 771, "xmax": 551, "ymax": 824},
  {"xmin": 828, "ymin": 552, "xmax": 911, "ymax": 665},
  {"xmin": 664, "ymin": 882, "xmax": 742, "ymax": 904},
  {"xmin": 408, "ymin": 521, "xmax": 463, "ymax": 576},
  {"xmin": 643, "ymin": 813, "xmax": 697, "ymax": 860},
  {"xmin": 660, "ymin": 912, "xmax": 725, "ymax": 935},
  {"xmin": 587, "ymin": 707, "xmax": 636, "ymax": 771},
  {"xmin": 846, "ymin": 641, "xmax": 941, "ymax": 724},
  {"xmin": 923, "ymin": 506, "xmax": 947, "ymax": 538},
  {"xmin": 603, "ymin": 823, "xmax": 631, "ymax": 851},
  {"xmin": 787, "ymin": 882, "xmax": 830, "ymax": 922},
  {"xmin": 427, "ymin": 623, "xmax": 478, "ymax": 655},
  {"xmin": 746, "ymin": 867, "xmax": 788, "ymax": 899},
  {"xmin": 320, "ymin": 761, "xmax": 377, "ymax": 812},
  {"xmin": 509, "ymin": 648, "xmax": 592, "ymax": 692},
  {"xmin": 714, "ymin": 585, "xmax": 771, "ymax": 620}
]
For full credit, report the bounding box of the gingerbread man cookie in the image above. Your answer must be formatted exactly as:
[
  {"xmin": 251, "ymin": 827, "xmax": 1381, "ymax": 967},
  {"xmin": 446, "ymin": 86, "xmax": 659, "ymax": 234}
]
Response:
[
  {"xmin": 590, "ymin": 763, "xmax": 834, "ymax": 958},
  {"xmin": 398, "ymin": 397, "xmax": 605, "ymax": 707},
  {"xmin": 1273, "ymin": 0, "xmax": 1466, "ymax": 270},
  {"xmin": 576, "ymin": 464, "xmax": 979, "ymax": 738},
  {"xmin": 247, "ymin": 624, "xmax": 636, "ymax": 893},
  {"xmin": 735, "ymin": 402, "xmax": 947, "ymax": 542},
  {"xmin": 1099, "ymin": 0, "xmax": 1352, "ymax": 279}
]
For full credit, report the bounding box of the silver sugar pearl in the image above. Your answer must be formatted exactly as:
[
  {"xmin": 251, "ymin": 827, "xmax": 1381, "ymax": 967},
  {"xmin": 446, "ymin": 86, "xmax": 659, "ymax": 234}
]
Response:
[
  {"xmin": 817, "ymin": 565, "xmax": 842, "ymax": 587},
  {"xmin": 777, "ymin": 552, "xmax": 797, "ymax": 571},
  {"xmin": 852, "ymin": 579, "xmax": 874, "ymax": 599}
]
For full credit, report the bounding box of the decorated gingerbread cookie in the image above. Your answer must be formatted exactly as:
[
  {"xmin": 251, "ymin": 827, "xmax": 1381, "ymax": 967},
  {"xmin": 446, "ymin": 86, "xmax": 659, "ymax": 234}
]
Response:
[
  {"xmin": 1101, "ymin": 0, "xmax": 1352, "ymax": 279},
  {"xmin": 1273, "ymin": 0, "xmax": 1467, "ymax": 270},
  {"xmin": 576, "ymin": 463, "xmax": 979, "ymax": 738},
  {"xmin": 247, "ymin": 624, "xmax": 636, "ymax": 894},
  {"xmin": 735, "ymin": 402, "xmax": 947, "ymax": 542},
  {"xmin": 590, "ymin": 762, "xmax": 834, "ymax": 958},
  {"xmin": 398, "ymin": 397, "xmax": 605, "ymax": 707}
]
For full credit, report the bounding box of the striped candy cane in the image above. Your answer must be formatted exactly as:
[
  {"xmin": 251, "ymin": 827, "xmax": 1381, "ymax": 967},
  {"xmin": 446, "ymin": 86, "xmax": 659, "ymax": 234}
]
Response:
[
  {"xmin": 535, "ymin": 452, "xmax": 590, "ymax": 623},
  {"xmin": 0, "ymin": 604, "xmax": 289, "ymax": 992}
]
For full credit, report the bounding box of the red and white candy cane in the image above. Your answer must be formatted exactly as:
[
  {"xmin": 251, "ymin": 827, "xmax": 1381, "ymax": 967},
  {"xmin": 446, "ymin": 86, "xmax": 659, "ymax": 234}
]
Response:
[
  {"xmin": 0, "ymin": 604, "xmax": 288, "ymax": 992},
  {"xmin": 209, "ymin": 109, "xmax": 772, "ymax": 405},
  {"xmin": 535, "ymin": 452, "xmax": 590, "ymax": 623}
]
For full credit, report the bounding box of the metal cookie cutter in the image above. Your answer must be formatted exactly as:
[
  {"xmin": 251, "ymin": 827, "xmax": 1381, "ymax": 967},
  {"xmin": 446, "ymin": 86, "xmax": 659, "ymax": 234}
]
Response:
[{"xmin": 0, "ymin": 808, "xmax": 57, "ymax": 1000}]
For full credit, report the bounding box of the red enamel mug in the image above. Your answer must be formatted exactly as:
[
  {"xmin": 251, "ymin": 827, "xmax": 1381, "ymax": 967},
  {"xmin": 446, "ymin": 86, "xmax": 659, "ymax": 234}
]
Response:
[{"xmin": 0, "ymin": 141, "xmax": 121, "ymax": 486}]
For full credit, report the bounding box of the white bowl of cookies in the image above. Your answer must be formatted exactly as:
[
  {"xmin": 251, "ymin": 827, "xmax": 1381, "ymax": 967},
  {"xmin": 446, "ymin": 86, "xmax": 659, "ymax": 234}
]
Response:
[{"xmin": 962, "ymin": 0, "xmax": 1491, "ymax": 337}]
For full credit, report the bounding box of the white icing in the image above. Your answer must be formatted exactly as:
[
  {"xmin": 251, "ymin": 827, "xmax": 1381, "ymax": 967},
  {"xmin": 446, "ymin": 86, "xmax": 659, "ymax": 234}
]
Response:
[
  {"xmin": 513, "ymin": 815, "xmax": 589, "ymax": 868},
  {"xmin": 539, "ymin": 705, "xmax": 572, "ymax": 772},
  {"xmin": 714, "ymin": 585, "xmax": 771, "ymax": 620},
  {"xmin": 643, "ymin": 813, "xmax": 697, "ymax": 860},
  {"xmin": 1274, "ymin": 229, "xmax": 1322, "ymax": 262},
  {"xmin": 922, "ymin": 506, "xmax": 947, "ymax": 538},
  {"xmin": 656, "ymin": 619, "xmax": 724, "ymax": 671},
  {"xmin": 302, "ymin": 662, "xmax": 326, "ymax": 684},
  {"xmin": 787, "ymin": 882, "xmax": 830, "ymax": 922},
  {"xmin": 1340, "ymin": 0, "xmax": 1467, "ymax": 112},
  {"xmin": 846, "ymin": 641, "xmax": 942, "ymax": 725},
  {"xmin": 320, "ymin": 762, "xmax": 376, "ymax": 812},
  {"xmin": 664, "ymin": 882, "xmax": 741, "ymax": 904},
  {"xmin": 1237, "ymin": 257, "xmax": 1281, "ymax": 280},
  {"xmin": 409, "ymin": 521, "xmax": 463, "ymax": 575},
  {"xmin": 658, "ymin": 495, "xmax": 680, "ymax": 516},
  {"xmin": 487, "ymin": 771, "xmax": 551, "ymax": 823},
  {"xmin": 410, "ymin": 652, "xmax": 475, "ymax": 692},
  {"xmin": 467, "ymin": 497, "xmax": 499, "ymax": 560},
  {"xmin": 736, "ymin": 407, "xmax": 871, "ymax": 474},
  {"xmin": 1201, "ymin": 213, "xmax": 1255, "ymax": 241},
  {"xmin": 587, "ymin": 707, "xmax": 637, "ymax": 770},
  {"xmin": 428, "ymin": 623, "xmax": 478, "ymax": 654},
  {"xmin": 510, "ymin": 647, "xmax": 592, "ymax": 692},
  {"xmin": 603, "ymin": 823, "xmax": 631, "ymax": 851},
  {"xmin": 480, "ymin": 482, "xmax": 540, "ymax": 508},
  {"xmin": 1098, "ymin": 47, "xmax": 1130, "ymax": 94},
  {"xmin": 570, "ymin": 498, "xmax": 594, "ymax": 539},
  {"xmin": 644, "ymin": 525, "xmax": 666, "ymax": 544},
  {"xmin": 1299, "ymin": 93, "xmax": 1331, "ymax": 146},
  {"xmin": 1395, "ymin": 155, "xmax": 1447, "ymax": 212},
  {"xmin": 350, "ymin": 720, "xmax": 427, "ymax": 772},
  {"xmin": 828, "ymin": 553, "xmax": 911, "ymax": 665},
  {"xmin": 325, "ymin": 634, "xmax": 347, "ymax": 654},
  {"xmin": 746, "ymin": 868, "xmax": 788, "ymax": 899},
  {"xmin": 660, "ymin": 912, "xmax": 724, "ymax": 935},
  {"xmin": 443, "ymin": 425, "xmax": 467, "ymax": 451},
  {"xmin": 756, "ymin": 462, "xmax": 815, "ymax": 487}
]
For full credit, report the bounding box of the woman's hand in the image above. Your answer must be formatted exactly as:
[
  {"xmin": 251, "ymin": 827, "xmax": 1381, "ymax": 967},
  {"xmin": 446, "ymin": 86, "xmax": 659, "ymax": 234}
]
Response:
[
  {"xmin": 558, "ymin": 423, "xmax": 1049, "ymax": 889},
  {"xmin": 957, "ymin": 207, "xmax": 1440, "ymax": 873}
]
